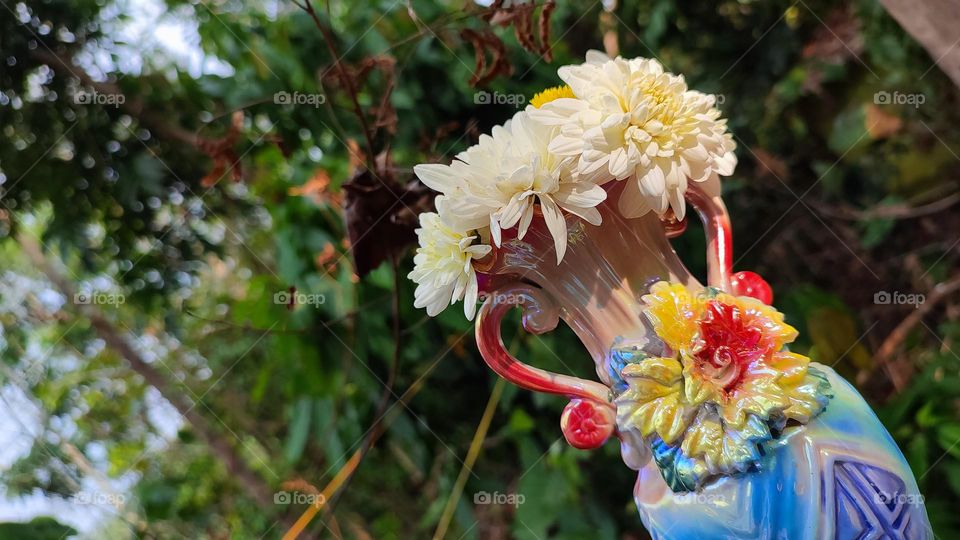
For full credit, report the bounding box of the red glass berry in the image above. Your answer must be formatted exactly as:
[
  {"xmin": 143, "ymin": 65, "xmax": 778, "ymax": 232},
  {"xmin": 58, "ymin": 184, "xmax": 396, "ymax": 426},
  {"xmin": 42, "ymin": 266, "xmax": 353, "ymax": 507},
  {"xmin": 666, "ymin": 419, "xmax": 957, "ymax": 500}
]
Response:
[{"xmin": 730, "ymin": 271, "xmax": 773, "ymax": 305}]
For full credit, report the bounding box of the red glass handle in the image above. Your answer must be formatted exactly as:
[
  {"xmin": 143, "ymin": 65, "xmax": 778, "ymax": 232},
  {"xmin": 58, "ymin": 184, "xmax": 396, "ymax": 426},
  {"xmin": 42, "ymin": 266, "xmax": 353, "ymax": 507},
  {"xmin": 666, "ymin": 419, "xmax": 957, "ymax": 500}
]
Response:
[
  {"xmin": 686, "ymin": 183, "xmax": 733, "ymax": 292},
  {"xmin": 475, "ymin": 284, "xmax": 616, "ymax": 449},
  {"xmin": 686, "ymin": 184, "xmax": 773, "ymax": 304}
]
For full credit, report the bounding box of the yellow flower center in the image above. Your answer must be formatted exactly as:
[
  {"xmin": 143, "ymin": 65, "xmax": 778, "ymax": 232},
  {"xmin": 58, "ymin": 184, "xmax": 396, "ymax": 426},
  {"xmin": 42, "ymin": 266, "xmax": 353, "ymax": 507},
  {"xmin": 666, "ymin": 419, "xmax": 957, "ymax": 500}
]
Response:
[{"xmin": 530, "ymin": 85, "xmax": 576, "ymax": 108}]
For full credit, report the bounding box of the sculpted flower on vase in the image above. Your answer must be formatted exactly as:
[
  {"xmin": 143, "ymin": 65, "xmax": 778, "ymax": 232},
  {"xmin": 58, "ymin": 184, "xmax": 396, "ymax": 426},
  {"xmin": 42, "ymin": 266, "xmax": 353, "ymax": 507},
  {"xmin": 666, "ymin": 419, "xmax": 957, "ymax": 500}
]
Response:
[
  {"xmin": 528, "ymin": 51, "xmax": 737, "ymax": 220},
  {"xmin": 407, "ymin": 212, "xmax": 491, "ymax": 320},
  {"xmin": 615, "ymin": 281, "xmax": 832, "ymax": 483}
]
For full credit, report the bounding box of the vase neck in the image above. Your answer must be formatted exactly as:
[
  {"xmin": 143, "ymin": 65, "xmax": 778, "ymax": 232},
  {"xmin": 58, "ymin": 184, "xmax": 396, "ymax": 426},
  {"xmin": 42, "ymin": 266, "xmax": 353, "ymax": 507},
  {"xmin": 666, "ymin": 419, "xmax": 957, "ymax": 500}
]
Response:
[{"xmin": 480, "ymin": 201, "xmax": 700, "ymax": 385}]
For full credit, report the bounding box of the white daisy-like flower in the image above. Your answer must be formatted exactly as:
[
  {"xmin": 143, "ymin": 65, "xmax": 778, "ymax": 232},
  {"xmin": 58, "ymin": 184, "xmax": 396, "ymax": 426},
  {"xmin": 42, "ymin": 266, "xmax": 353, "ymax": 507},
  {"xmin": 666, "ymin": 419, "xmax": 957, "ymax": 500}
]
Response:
[
  {"xmin": 529, "ymin": 51, "xmax": 737, "ymax": 220},
  {"xmin": 408, "ymin": 212, "xmax": 491, "ymax": 320},
  {"xmin": 414, "ymin": 110, "xmax": 606, "ymax": 264}
]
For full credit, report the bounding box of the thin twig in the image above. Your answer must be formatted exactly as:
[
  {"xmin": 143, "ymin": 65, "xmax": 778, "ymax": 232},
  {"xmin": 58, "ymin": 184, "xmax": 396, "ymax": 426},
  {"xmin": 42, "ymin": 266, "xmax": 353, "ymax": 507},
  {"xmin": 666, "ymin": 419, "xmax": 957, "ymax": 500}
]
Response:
[
  {"xmin": 432, "ymin": 378, "xmax": 506, "ymax": 540},
  {"xmin": 874, "ymin": 274, "xmax": 960, "ymax": 390},
  {"xmin": 295, "ymin": 0, "xmax": 378, "ymax": 165}
]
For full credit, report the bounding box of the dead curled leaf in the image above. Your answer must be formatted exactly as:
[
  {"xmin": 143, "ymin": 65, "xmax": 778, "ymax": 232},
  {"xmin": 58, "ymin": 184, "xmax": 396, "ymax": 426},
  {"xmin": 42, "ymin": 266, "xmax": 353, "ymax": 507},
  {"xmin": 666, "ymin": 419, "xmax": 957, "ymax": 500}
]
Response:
[
  {"xmin": 487, "ymin": 0, "xmax": 556, "ymax": 62},
  {"xmin": 289, "ymin": 169, "xmax": 342, "ymax": 207},
  {"xmin": 461, "ymin": 28, "xmax": 513, "ymax": 87},
  {"xmin": 342, "ymin": 152, "xmax": 434, "ymax": 276},
  {"xmin": 319, "ymin": 55, "xmax": 399, "ymax": 141}
]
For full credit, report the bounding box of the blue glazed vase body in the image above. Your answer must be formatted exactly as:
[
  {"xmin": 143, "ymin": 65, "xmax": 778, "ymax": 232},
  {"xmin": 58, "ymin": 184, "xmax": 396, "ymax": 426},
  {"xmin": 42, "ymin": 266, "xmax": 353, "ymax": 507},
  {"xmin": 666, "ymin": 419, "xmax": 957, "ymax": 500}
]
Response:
[{"xmin": 633, "ymin": 365, "xmax": 932, "ymax": 540}]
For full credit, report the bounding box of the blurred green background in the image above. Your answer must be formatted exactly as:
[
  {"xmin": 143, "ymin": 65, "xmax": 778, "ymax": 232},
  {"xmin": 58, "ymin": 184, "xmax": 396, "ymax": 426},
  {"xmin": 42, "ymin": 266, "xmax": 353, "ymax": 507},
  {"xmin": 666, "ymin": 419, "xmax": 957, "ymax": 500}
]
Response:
[{"xmin": 1, "ymin": 0, "xmax": 959, "ymax": 538}]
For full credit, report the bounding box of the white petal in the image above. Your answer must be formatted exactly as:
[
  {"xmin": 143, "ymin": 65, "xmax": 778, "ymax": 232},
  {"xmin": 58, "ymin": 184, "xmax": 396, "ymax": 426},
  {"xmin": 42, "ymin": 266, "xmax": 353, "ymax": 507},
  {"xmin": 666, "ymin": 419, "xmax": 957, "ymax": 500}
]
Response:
[
  {"xmin": 608, "ymin": 147, "xmax": 631, "ymax": 179},
  {"xmin": 585, "ymin": 49, "xmax": 612, "ymax": 65},
  {"xmin": 564, "ymin": 205, "xmax": 602, "ymax": 226},
  {"xmin": 517, "ymin": 204, "xmax": 535, "ymax": 239},
  {"xmin": 639, "ymin": 166, "xmax": 665, "ymax": 197},
  {"xmin": 554, "ymin": 182, "xmax": 607, "ymax": 209},
  {"xmin": 716, "ymin": 151, "xmax": 738, "ymax": 176},
  {"xmin": 549, "ymin": 135, "xmax": 584, "ymax": 156},
  {"xmin": 489, "ymin": 215, "xmax": 502, "ymax": 246},
  {"xmin": 539, "ymin": 196, "xmax": 568, "ymax": 264},
  {"xmin": 464, "ymin": 273, "xmax": 479, "ymax": 320},
  {"xmin": 414, "ymin": 164, "xmax": 457, "ymax": 193},
  {"xmin": 618, "ymin": 179, "xmax": 654, "ymax": 218},
  {"xmin": 668, "ymin": 187, "xmax": 686, "ymax": 221}
]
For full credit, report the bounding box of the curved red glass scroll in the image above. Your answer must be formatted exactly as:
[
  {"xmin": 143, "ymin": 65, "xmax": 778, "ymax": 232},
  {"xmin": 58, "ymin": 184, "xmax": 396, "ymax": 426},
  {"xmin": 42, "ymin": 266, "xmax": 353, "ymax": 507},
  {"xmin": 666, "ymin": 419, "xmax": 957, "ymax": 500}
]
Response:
[{"xmin": 474, "ymin": 283, "xmax": 616, "ymax": 449}]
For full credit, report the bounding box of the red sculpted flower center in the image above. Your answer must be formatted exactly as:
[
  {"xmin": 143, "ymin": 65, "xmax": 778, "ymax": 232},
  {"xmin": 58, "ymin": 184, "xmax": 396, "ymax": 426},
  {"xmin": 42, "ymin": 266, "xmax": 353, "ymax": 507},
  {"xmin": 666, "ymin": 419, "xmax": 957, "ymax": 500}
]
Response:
[{"xmin": 694, "ymin": 300, "xmax": 767, "ymax": 392}]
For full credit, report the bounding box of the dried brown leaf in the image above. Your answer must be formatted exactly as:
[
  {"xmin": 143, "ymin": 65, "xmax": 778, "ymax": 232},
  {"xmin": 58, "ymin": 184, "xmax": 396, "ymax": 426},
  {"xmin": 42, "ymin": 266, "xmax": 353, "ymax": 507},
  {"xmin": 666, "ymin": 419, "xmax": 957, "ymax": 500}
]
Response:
[
  {"xmin": 198, "ymin": 111, "xmax": 244, "ymax": 187},
  {"xmin": 461, "ymin": 28, "xmax": 512, "ymax": 87},
  {"xmin": 865, "ymin": 104, "xmax": 903, "ymax": 140},
  {"xmin": 342, "ymin": 155, "xmax": 434, "ymax": 276}
]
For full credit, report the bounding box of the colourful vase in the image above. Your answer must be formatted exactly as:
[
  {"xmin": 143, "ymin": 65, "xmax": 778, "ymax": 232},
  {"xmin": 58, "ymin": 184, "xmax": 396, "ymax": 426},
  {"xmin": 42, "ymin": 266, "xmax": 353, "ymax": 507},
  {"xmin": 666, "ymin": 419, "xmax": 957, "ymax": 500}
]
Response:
[{"xmin": 473, "ymin": 183, "xmax": 932, "ymax": 539}]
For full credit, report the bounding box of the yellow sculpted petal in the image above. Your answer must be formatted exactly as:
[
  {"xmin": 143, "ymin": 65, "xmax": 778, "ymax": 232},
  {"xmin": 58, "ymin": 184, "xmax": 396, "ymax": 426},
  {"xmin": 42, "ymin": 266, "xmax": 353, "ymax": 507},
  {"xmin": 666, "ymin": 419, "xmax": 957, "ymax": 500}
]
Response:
[
  {"xmin": 681, "ymin": 410, "xmax": 772, "ymax": 475},
  {"xmin": 681, "ymin": 413, "xmax": 724, "ymax": 466},
  {"xmin": 621, "ymin": 355, "xmax": 683, "ymax": 384},
  {"xmin": 616, "ymin": 357, "xmax": 696, "ymax": 444},
  {"xmin": 768, "ymin": 350, "xmax": 810, "ymax": 386},
  {"xmin": 642, "ymin": 281, "xmax": 703, "ymax": 351},
  {"xmin": 680, "ymin": 354, "xmax": 724, "ymax": 406},
  {"xmin": 720, "ymin": 374, "xmax": 791, "ymax": 428}
]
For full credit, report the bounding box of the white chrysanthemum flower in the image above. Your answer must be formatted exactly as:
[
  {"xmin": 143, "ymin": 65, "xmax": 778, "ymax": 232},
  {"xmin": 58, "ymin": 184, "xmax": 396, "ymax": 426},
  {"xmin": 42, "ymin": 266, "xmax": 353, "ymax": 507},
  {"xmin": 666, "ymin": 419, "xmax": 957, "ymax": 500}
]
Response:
[
  {"xmin": 408, "ymin": 212, "xmax": 491, "ymax": 320},
  {"xmin": 529, "ymin": 51, "xmax": 737, "ymax": 220},
  {"xmin": 414, "ymin": 110, "xmax": 606, "ymax": 264}
]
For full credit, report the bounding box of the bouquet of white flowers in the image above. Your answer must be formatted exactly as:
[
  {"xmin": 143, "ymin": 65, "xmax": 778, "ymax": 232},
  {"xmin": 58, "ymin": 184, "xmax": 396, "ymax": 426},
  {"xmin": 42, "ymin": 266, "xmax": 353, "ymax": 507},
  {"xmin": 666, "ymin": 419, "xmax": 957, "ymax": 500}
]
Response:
[{"xmin": 408, "ymin": 51, "xmax": 737, "ymax": 319}]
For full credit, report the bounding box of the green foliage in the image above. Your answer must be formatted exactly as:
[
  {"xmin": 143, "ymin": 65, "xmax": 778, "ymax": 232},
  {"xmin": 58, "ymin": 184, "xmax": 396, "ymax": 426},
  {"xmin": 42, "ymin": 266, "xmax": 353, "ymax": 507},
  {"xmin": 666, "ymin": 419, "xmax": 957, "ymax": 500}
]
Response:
[
  {"xmin": 0, "ymin": 517, "xmax": 77, "ymax": 540},
  {"xmin": 1, "ymin": 0, "xmax": 959, "ymax": 538}
]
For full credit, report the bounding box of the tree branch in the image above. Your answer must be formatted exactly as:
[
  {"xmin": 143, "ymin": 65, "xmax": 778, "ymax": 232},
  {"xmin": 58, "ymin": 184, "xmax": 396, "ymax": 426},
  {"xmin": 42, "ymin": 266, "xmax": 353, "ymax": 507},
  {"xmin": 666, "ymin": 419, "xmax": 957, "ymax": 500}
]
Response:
[
  {"xmin": 17, "ymin": 231, "xmax": 285, "ymax": 518},
  {"xmin": 296, "ymin": 0, "xmax": 378, "ymax": 165}
]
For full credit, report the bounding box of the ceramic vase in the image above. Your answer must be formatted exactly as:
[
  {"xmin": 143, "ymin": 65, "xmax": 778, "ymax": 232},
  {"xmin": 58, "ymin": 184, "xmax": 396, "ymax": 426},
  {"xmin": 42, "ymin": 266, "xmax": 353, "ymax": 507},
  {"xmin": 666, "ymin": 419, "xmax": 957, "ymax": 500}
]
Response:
[{"xmin": 473, "ymin": 184, "xmax": 932, "ymax": 539}]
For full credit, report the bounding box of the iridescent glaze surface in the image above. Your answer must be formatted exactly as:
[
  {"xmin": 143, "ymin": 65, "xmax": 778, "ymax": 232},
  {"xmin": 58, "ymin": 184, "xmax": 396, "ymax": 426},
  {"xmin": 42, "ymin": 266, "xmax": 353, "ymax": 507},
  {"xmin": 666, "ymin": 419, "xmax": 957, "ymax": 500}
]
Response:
[{"xmin": 633, "ymin": 366, "xmax": 929, "ymax": 539}]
